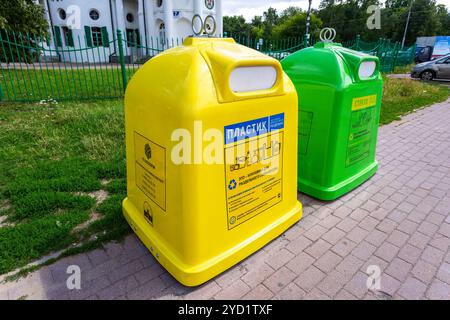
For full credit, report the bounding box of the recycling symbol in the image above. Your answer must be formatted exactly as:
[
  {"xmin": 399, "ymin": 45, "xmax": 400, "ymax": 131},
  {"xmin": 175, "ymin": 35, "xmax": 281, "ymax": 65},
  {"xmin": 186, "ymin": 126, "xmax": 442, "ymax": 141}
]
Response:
[{"xmin": 228, "ymin": 179, "xmax": 237, "ymax": 190}]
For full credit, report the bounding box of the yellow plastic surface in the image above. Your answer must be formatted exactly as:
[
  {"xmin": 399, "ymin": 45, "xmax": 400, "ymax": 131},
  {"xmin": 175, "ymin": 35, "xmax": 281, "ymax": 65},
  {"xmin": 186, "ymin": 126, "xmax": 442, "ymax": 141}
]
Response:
[{"xmin": 122, "ymin": 37, "xmax": 302, "ymax": 286}]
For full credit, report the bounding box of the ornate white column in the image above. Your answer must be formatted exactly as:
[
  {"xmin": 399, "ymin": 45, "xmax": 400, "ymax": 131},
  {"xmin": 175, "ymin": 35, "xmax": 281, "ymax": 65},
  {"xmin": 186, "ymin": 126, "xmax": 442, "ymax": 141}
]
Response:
[
  {"xmin": 194, "ymin": 0, "xmax": 202, "ymax": 17},
  {"xmin": 216, "ymin": 0, "xmax": 223, "ymax": 37},
  {"xmin": 163, "ymin": 0, "xmax": 174, "ymax": 46},
  {"xmin": 115, "ymin": 0, "xmax": 126, "ymax": 34},
  {"xmin": 137, "ymin": 0, "xmax": 145, "ymax": 54},
  {"xmin": 41, "ymin": 0, "xmax": 54, "ymax": 51},
  {"xmin": 145, "ymin": 0, "xmax": 155, "ymax": 39}
]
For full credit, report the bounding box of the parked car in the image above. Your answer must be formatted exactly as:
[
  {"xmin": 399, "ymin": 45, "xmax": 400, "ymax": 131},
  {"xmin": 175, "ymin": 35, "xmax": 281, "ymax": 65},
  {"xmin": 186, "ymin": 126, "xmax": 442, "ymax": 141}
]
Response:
[
  {"xmin": 411, "ymin": 54, "xmax": 450, "ymax": 80},
  {"xmin": 415, "ymin": 46, "xmax": 433, "ymax": 63}
]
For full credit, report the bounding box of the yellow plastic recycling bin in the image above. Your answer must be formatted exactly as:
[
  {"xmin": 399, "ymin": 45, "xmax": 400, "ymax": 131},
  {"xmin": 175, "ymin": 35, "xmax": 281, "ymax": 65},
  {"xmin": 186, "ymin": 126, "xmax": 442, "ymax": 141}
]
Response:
[{"xmin": 122, "ymin": 37, "xmax": 302, "ymax": 286}]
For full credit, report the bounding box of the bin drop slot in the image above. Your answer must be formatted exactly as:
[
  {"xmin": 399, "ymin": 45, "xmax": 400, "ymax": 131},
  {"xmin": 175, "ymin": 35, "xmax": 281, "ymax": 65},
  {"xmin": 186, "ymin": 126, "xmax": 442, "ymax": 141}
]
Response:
[
  {"xmin": 229, "ymin": 66, "xmax": 277, "ymax": 93},
  {"xmin": 358, "ymin": 61, "xmax": 377, "ymax": 79}
]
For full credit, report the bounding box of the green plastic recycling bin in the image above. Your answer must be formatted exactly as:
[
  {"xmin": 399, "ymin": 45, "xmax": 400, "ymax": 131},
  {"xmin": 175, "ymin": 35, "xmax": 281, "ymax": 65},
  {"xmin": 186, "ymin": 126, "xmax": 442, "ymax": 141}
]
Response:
[{"xmin": 281, "ymin": 42, "xmax": 383, "ymax": 200}]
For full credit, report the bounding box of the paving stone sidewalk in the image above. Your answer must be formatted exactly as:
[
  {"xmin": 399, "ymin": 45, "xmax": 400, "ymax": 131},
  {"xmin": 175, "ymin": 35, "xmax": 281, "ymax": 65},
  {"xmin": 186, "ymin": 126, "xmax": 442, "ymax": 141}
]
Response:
[{"xmin": 1, "ymin": 99, "xmax": 450, "ymax": 300}]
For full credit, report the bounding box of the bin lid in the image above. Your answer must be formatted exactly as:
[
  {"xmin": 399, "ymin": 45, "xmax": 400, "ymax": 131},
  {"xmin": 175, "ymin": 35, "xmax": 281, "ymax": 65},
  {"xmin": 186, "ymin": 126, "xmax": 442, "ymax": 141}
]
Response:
[
  {"xmin": 125, "ymin": 37, "xmax": 293, "ymax": 110},
  {"xmin": 183, "ymin": 37, "xmax": 287, "ymax": 103},
  {"xmin": 282, "ymin": 42, "xmax": 381, "ymax": 86}
]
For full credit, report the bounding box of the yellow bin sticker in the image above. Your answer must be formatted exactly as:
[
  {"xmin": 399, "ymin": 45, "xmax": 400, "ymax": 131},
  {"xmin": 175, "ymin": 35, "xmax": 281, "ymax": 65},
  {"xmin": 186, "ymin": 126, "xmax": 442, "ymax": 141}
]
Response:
[
  {"xmin": 134, "ymin": 132, "xmax": 166, "ymax": 211},
  {"xmin": 352, "ymin": 94, "xmax": 377, "ymax": 111},
  {"xmin": 224, "ymin": 114, "xmax": 284, "ymax": 229}
]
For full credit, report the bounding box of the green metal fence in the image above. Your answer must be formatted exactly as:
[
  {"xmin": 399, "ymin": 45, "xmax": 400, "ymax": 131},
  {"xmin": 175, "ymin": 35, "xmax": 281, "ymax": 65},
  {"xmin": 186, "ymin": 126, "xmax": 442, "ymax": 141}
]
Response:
[
  {"xmin": 342, "ymin": 35, "xmax": 416, "ymax": 72},
  {"xmin": 0, "ymin": 31, "xmax": 416, "ymax": 103},
  {"xmin": 227, "ymin": 33, "xmax": 309, "ymax": 60},
  {"xmin": 0, "ymin": 30, "xmax": 183, "ymax": 102},
  {"xmin": 229, "ymin": 33, "xmax": 416, "ymax": 73}
]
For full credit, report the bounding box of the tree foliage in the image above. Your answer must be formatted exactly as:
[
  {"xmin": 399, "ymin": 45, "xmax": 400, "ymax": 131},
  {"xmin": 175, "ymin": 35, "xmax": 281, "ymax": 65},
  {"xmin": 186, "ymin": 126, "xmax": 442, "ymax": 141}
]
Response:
[
  {"xmin": 224, "ymin": 6, "xmax": 323, "ymax": 40},
  {"xmin": 0, "ymin": 0, "xmax": 49, "ymax": 37},
  {"xmin": 224, "ymin": 1, "xmax": 450, "ymax": 45}
]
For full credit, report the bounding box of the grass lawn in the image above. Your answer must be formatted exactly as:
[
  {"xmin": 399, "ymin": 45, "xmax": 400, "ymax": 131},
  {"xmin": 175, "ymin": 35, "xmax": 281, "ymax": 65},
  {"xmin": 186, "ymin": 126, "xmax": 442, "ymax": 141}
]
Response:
[
  {"xmin": 391, "ymin": 63, "xmax": 415, "ymax": 74},
  {"xmin": 0, "ymin": 77, "xmax": 448, "ymax": 276},
  {"xmin": 0, "ymin": 67, "xmax": 138, "ymax": 102},
  {"xmin": 0, "ymin": 100, "xmax": 128, "ymax": 275},
  {"xmin": 381, "ymin": 77, "xmax": 449, "ymax": 124}
]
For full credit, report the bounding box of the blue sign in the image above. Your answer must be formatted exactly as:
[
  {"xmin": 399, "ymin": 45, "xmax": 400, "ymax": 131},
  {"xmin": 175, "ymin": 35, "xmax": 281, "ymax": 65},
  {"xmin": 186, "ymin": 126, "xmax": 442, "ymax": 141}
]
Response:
[
  {"xmin": 433, "ymin": 36, "xmax": 450, "ymax": 57},
  {"xmin": 173, "ymin": 11, "xmax": 180, "ymax": 18},
  {"xmin": 224, "ymin": 113, "xmax": 284, "ymax": 144}
]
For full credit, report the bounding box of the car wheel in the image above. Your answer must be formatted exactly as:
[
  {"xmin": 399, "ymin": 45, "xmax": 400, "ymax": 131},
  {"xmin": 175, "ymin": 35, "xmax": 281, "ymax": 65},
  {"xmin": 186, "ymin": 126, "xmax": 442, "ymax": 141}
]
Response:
[{"xmin": 420, "ymin": 70, "xmax": 434, "ymax": 81}]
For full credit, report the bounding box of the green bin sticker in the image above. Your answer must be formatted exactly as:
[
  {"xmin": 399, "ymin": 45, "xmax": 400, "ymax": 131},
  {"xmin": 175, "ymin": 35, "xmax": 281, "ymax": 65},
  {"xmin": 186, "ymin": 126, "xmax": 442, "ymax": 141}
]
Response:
[
  {"xmin": 346, "ymin": 107, "xmax": 375, "ymax": 167},
  {"xmin": 298, "ymin": 111, "xmax": 313, "ymax": 155}
]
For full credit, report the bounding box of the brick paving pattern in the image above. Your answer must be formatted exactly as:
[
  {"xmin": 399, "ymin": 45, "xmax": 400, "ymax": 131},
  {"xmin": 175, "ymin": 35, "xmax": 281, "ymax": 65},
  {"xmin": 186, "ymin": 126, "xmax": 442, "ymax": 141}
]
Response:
[{"xmin": 1, "ymin": 99, "xmax": 450, "ymax": 300}]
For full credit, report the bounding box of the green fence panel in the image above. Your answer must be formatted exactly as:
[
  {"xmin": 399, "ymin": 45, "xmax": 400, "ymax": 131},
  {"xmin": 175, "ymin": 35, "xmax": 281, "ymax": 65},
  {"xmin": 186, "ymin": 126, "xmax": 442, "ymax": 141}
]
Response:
[{"xmin": 0, "ymin": 31, "xmax": 417, "ymax": 103}]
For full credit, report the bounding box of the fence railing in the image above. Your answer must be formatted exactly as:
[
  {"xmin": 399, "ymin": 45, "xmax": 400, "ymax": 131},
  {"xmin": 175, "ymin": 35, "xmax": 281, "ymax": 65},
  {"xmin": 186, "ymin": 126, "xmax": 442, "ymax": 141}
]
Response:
[
  {"xmin": 0, "ymin": 31, "xmax": 416, "ymax": 103},
  {"xmin": 228, "ymin": 33, "xmax": 416, "ymax": 72},
  {"xmin": 342, "ymin": 35, "xmax": 416, "ymax": 72}
]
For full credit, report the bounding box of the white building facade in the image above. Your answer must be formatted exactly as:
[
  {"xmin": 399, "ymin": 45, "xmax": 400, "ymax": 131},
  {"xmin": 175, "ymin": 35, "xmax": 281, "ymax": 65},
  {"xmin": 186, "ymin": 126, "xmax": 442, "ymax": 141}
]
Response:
[{"xmin": 36, "ymin": 0, "xmax": 223, "ymax": 62}]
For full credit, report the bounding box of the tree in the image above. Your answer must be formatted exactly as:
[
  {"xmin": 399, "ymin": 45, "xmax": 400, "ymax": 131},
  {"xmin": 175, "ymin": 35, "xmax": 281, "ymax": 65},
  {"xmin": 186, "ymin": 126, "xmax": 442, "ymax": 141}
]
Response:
[
  {"xmin": 223, "ymin": 0, "xmax": 450, "ymax": 45},
  {"xmin": 0, "ymin": 0, "xmax": 49, "ymax": 37},
  {"xmin": 318, "ymin": 0, "xmax": 382, "ymax": 42},
  {"xmin": 223, "ymin": 15, "xmax": 250, "ymax": 37},
  {"xmin": 279, "ymin": 7, "xmax": 303, "ymax": 23},
  {"xmin": 250, "ymin": 16, "xmax": 264, "ymax": 38},
  {"xmin": 262, "ymin": 7, "xmax": 279, "ymax": 38},
  {"xmin": 272, "ymin": 12, "xmax": 323, "ymax": 40},
  {"xmin": 436, "ymin": 4, "xmax": 450, "ymax": 35},
  {"xmin": 382, "ymin": 0, "xmax": 444, "ymax": 45}
]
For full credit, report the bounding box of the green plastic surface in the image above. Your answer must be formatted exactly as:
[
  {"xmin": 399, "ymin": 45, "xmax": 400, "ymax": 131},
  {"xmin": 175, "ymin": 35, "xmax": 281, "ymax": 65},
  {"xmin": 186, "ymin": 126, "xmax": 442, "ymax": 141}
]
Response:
[{"xmin": 282, "ymin": 42, "xmax": 383, "ymax": 200}]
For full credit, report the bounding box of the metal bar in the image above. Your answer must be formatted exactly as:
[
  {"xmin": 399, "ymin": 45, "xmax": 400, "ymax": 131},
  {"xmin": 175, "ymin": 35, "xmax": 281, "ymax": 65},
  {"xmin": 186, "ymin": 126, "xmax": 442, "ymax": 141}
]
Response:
[
  {"xmin": 16, "ymin": 32, "xmax": 37, "ymax": 101},
  {"xmin": 33, "ymin": 33, "xmax": 50, "ymax": 101},
  {"xmin": 111, "ymin": 32, "xmax": 123, "ymax": 97},
  {"xmin": 46, "ymin": 33, "xmax": 63, "ymax": 101},
  {"xmin": 72, "ymin": 35, "xmax": 86, "ymax": 99},
  {"xmin": 102, "ymin": 40, "xmax": 113, "ymax": 98},
  {"xmin": 77, "ymin": 35, "xmax": 90, "ymax": 99},
  {"xmin": 0, "ymin": 32, "xmax": 14, "ymax": 101},
  {"xmin": 63, "ymin": 37, "xmax": 75, "ymax": 101},
  {"xmin": 53, "ymin": 37, "xmax": 69, "ymax": 100},
  {"xmin": 117, "ymin": 30, "xmax": 127, "ymax": 92},
  {"xmin": 26, "ymin": 32, "xmax": 44, "ymax": 100},
  {"xmin": 83, "ymin": 33, "xmax": 96, "ymax": 98},
  {"xmin": 5, "ymin": 31, "xmax": 25, "ymax": 99}
]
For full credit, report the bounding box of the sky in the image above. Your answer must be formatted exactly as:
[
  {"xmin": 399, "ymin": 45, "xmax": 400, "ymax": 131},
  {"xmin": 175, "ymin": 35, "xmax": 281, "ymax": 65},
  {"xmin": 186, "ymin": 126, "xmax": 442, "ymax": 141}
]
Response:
[{"xmin": 222, "ymin": 0, "xmax": 450, "ymax": 21}]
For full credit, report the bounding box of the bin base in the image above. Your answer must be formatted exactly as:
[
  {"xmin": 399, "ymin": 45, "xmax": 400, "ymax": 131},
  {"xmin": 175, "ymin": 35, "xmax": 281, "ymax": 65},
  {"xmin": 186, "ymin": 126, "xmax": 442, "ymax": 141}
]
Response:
[
  {"xmin": 298, "ymin": 161, "xmax": 378, "ymax": 201},
  {"xmin": 122, "ymin": 198, "xmax": 302, "ymax": 287}
]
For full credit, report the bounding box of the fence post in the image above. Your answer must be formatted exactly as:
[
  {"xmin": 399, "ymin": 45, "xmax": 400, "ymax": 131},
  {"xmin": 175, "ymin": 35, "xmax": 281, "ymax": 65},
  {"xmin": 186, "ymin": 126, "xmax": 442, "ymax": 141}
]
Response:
[
  {"xmin": 391, "ymin": 42, "xmax": 399, "ymax": 73},
  {"xmin": 117, "ymin": 30, "xmax": 128, "ymax": 92},
  {"xmin": 355, "ymin": 35, "xmax": 361, "ymax": 50},
  {"xmin": 0, "ymin": 32, "xmax": 3, "ymax": 101},
  {"xmin": 411, "ymin": 43, "xmax": 417, "ymax": 64}
]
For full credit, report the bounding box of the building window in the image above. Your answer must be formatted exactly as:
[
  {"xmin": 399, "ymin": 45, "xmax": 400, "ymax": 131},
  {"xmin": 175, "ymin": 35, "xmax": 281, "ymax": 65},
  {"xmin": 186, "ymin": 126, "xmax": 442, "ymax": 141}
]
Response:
[
  {"xmin": 205, "ymin": 0, "xmax": 214, "ymax": 10},
  {"xmin": 58, "ymin": 8, "xmax": 66, "ymax": 20},
  {"xmin": 156, "ymin": 0, "xmax": 163, "ymax": 8},
  {"xmin": 91, "ymin": 27, "xmax": 103, "ymax": 46},
  {"xmin": 126, "ymin": 13, "xmax": 134, "ymax": 23},
  {"xmin": 89, "ymin": 9, "xmax": 100, "ymax": 21},
  {"xmin": 61, "ymin": 26, "xmax": 74, "ymax": 47},
  {"xmin": 85, "ymin": 26, "xmax": 109, "ymax": 47}
]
